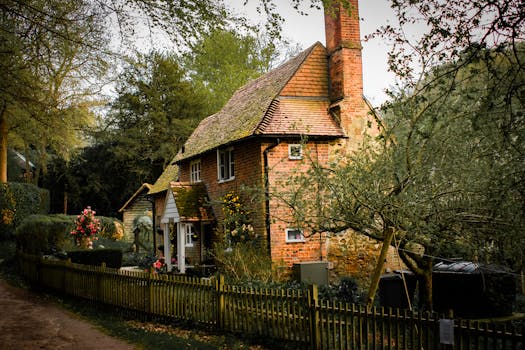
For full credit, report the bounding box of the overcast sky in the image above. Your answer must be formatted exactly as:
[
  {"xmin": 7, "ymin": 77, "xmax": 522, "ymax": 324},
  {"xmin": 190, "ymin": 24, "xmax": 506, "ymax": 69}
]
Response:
[{"xmin": 227, "ymin": 0, "xmax": 399, "ymax": 106}]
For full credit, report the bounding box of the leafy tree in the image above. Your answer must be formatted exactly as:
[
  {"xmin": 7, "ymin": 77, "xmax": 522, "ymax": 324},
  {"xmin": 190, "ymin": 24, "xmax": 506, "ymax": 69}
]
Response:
[
  {"xmin": 106, "ymin": 51, "xmax": 208, "ymax": 175},
  {"xmin": 183, "ymin": 29, "xmax": 280, "ymax": 114},
  {"xmin": 279, "ymin": 44, "xmax": 524, "ymax": 310},
  {"xmin": 0, "ymin": 0, "xmax": 110, "ymax": 183}
]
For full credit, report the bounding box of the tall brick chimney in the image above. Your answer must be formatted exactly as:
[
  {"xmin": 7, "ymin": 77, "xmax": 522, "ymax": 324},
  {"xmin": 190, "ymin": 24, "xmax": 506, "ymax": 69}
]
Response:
[{"xmin": 324, "ymin": 0, "xmax": 368, "ymax": 140}]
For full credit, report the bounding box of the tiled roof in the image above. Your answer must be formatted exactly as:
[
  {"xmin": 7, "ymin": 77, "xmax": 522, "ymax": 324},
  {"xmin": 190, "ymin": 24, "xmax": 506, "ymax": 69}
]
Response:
[
  {"xmin": 256, "ymin": 97, "xmax": 344, "ymax": 136},
  {"xmin": 175, "ymin": 42, "xmax": 329, "ymax": 162},
  {"xmin": 148, "ymin": 162, "xmax": 179, "ymax": 195}
]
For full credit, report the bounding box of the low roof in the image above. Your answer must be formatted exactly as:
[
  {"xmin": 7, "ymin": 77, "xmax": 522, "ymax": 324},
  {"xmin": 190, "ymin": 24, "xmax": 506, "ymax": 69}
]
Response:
[
  {"xmin": 118, "ymin": 183, "xmax": 152, "ymax": 212},
  {"xmin": 170, "ymin": 182, "xmax": 213, "ymax": 222}
]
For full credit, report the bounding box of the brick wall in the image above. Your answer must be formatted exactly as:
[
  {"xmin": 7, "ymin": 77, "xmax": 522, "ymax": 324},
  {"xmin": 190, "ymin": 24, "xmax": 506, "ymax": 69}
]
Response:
[
  {"xmin": 179, "ymin": 139, "xmax": 266, "ymax": 242},
  {"xmin": 266, "ymin": 140, "xmax": 334, "ymax": 267}
]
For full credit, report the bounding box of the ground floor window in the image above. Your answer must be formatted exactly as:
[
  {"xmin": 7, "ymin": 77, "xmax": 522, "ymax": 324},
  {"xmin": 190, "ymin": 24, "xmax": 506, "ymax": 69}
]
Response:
[{"xmin": 286, "ymin": 228, "xmax": 304, "ymax": 243}]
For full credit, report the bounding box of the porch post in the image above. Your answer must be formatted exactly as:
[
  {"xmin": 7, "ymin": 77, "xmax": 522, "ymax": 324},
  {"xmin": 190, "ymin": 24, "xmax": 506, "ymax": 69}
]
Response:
[
  {"xmin": 163, "ymin": 222, "xmax": 172, "ymax": 272},
  {"xmin": 177, "ymin": 222, "xmax": 186, "ymax": 273}
]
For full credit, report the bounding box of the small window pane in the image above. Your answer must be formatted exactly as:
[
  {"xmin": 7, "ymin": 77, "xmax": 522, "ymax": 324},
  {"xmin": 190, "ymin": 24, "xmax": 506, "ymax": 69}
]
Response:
[
  {"xmin": 286, "ymin": 228, "xmax": 304, "ymax": 242},
  {"xmin": 289, "ymin": 144, "xmax": 303, "ymax": 160}
]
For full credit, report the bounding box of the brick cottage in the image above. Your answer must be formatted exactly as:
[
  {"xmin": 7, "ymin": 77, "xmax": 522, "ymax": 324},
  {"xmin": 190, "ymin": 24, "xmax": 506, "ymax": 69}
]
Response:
[{"xmin": 153, "ymin": 0, "xmax": 397, "ymax": 279}]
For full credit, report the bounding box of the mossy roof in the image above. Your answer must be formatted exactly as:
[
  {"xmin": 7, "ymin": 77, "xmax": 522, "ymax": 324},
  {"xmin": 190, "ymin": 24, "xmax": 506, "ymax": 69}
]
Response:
[
  {"xmin": 148, "ymin": 162, "xmax": 179, "ymax": 195},
  {"xmin": 170, "ymin": 182, "xmax": 213, "ymax": 221},
  {"xmin": 175, "ymin": 42, "xmax": 333, "ymax": 162}
]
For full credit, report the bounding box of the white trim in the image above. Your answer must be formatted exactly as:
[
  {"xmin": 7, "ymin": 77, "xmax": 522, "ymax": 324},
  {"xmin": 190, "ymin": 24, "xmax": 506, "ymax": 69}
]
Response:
[{"xmin": 285, "ymin": 228, "xmax": 305, "ymax": 243}]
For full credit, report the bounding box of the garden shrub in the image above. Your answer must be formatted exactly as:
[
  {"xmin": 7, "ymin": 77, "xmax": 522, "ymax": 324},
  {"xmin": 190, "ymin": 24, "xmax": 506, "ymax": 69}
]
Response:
[
  {"xmin": 67, "ymin": 249, "xmax": 123, "ymax": 268},
  {"xmin": 16, "ymin": 214, "xmax": 73, "ymax": 255},
  {"xmin": 0, "ymin": 183, "xmax": 49, "ymax": 239},
  {"xmin": 16, "ymin": 214, "xmax": 124, "ymax": 255},
  {"xmin": 212, "ymin": 240, "xmax": 284, "ymax": 284},
  {"xmin": 318, "ymin": 276, "xmax": 363, "ymax": 304}
]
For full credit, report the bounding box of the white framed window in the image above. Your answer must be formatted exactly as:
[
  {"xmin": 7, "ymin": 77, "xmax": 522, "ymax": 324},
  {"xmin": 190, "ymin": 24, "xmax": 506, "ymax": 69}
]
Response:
[
  {"xmin": 289, "ymin": 144, "xmax": 303, "ymax": 160},
  {"xmin": 184, "ymin": 223, "xmax": 195, "ymax": 247},
  {"xmin": 217, "ymin": 147, "xmax": 234, "ymax": 181},
  {"xmin": 190, "ymin": 159, "xmax": 201, "ymax": 183},
  {"xmin": 285, "ymin": 228, "xmax": 305, "ymax": 243}
]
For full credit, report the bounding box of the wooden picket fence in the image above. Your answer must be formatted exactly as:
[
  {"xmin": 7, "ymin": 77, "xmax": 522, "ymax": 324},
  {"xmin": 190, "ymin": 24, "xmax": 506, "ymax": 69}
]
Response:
[{"xmin": 18, "ymin": 253, "xmax": 524, "ymax": 349}]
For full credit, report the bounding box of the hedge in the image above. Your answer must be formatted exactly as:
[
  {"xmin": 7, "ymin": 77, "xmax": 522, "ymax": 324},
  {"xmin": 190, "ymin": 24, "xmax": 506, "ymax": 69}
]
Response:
[
  {"xmin": 67, "ymin": 249, "xmax": 123, "ymax": 269},
  {"xmin": 16, "ymin": 214, "xmax": 124, "ymax": 256},
  {"xmin": 0, "ymin": 182, "xmax": 49, "ymax": 238}
]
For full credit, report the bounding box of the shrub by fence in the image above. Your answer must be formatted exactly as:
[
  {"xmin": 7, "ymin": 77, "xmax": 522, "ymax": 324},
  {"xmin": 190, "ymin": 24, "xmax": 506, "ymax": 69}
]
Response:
[
  {"xmin": 67, "ymin": 249, "xmax": 123, "ymax": 269},
  {"xmin": 18, "ymin": 253, "xmax": 524, "ymax": 350}
]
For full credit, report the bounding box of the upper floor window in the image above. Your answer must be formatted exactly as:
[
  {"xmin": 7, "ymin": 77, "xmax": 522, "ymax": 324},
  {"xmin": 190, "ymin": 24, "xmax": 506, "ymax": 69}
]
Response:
[
  {"xmin": 190, "ymin": 159, "xmax": 201, "ymax": 183},
  {"xmin": 289, "ymin": 144, "xmax": 303, "ymax": 160},
  {"xmin": 217, "ymin": 147, "xmax": 234, "ymax": 181}
]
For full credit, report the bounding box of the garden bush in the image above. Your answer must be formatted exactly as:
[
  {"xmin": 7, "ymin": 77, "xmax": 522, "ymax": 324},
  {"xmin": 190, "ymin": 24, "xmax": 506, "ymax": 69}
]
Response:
[
  {"xmin": 16, "ymin": 214, "xmax": 124, "ymax": 255},
  {"xmin": 0, "ymin": 183, "xmax": 49, "ymax": 239},
  {"xmin": 16, "ymin": 214, "xmax": 73, "ymax": 255},
  {"xmin": 67, "ymin": 249, "xmax": 123, "ymax": 268},
  {"xmin": 212, "ymin": 240, "xmax": 286, "ymax": 284}
]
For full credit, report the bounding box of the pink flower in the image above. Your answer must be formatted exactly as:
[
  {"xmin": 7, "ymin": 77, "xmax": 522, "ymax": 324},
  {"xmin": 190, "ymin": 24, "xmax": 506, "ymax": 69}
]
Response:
[{"xmin": 153, "ymin": 260, "xmax": 162, "ymax": 269}]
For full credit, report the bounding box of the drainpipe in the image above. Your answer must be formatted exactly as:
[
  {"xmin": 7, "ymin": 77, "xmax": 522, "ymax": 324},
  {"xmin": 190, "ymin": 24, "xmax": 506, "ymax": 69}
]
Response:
[{"xmin": 263, "ymin": 138, "xmax": 280, "ymax": 257}]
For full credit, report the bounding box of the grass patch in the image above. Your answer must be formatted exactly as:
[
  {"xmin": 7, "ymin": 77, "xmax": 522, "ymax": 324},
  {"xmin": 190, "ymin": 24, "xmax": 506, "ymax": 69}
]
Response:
[{"xmin": 51, "ymin": 295, "xmax": 268, "ymax": 350}]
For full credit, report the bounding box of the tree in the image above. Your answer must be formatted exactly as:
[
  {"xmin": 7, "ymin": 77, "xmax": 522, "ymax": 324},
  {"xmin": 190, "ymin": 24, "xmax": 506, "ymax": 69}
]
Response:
[
  {"xmin": 182, "ymin": 29, "xmax": 280, "ymax": 114},
  {"xmin": 106, "ymin": 51, "xmax": 209, "ymax": 177},
  {"xmin": 279, "ymin": 44, "xmax": 524, "ymax": 310},
  {"xmin": 0, "ymin": 0, "xmax": 110, "ymax": 183}
]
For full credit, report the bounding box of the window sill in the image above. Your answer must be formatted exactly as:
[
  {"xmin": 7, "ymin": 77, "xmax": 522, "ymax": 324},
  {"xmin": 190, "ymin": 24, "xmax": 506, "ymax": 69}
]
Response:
[{"xmin": 218, "ymin": 177, "xmax": 235, "ymax": 184}]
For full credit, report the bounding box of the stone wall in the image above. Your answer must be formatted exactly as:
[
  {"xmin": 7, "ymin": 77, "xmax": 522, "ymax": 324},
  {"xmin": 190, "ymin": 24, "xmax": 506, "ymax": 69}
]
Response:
[{"xmin": 327, "ymin": 229, "xmax": 405, "ymax": 287}]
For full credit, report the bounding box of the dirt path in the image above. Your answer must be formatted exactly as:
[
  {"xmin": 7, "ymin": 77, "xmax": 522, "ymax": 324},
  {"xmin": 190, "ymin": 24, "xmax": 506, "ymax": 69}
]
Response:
[{"xmin": 0, "ymin": 279, "xmax": 136, "ymax": 350}]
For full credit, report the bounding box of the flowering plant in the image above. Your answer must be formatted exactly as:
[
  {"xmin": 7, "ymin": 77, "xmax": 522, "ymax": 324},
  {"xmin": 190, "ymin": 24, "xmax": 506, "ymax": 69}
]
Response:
[
  {"xmin": 70, "ymin": 206, "xmax": 101, "ymax": 247},
  {"xmin": 221, "ymin": 191, "xmax": 255, "ymax": 243}
]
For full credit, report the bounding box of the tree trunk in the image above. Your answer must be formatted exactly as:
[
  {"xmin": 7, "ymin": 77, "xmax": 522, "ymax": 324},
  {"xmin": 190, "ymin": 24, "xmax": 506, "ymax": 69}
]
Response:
[
  {"xmin": 0, "ymin": 111, "xmax": 8, "ymax": 183},
  {"xmin": 398, "ymin": 246, "xmax": 434, "ymax": 311},
  {"xmin": 416, "ymin": 256, "xmax": 434, "ymax": 311}
]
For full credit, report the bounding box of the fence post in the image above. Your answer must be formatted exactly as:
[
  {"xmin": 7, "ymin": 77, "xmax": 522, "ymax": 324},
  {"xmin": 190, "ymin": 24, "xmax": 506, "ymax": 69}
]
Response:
[
  {"xmin": 97, "ymin": 262, "xmax": 106, "ymax": 303},
  {"xmin": 308, "ymin": 284, "xmax": 320, "ymax": 350},
  {"xmin": 147, "ymin": 267, "xmax": 154, "ymax": 317},
  {"xmin": 216, "ymin": 274, "xmax": 225, "ymax": 330}
]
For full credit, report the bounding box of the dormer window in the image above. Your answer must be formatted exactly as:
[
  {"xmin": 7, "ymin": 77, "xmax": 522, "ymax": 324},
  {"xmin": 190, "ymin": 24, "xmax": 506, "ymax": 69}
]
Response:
[
  {"xmin": 190, "ymin": 159, "xmax": 201, "ymax": 183},
  {"xmin": 217, "ymin": 147, "xmax": 234, "ymax": 182}
]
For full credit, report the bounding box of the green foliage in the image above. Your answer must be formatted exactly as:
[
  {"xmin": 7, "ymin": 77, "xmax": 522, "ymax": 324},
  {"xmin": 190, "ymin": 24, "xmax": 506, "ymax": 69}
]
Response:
[
  {"xmin": 16, "ymin": 214, "xmax": 74, "ymax": 255},
  {"xmin": 318, "ymin": 277, "xmax": 363, "ymax": 304},
  {"xmin": 67, "ymin": 249, "xmax": 123, "ymax": 269},
  {"xmin": 212, "ymin": 241, "xmax": 282, "ymax": 285},
  {"xmin": 0, "ymin": 183, "xmax": 49, "ymax": 238},
  {"xmin": 219, "ymin": 191, "xmax": 256, "ymax": 244},
  {"xmin": 16, "ymin": 214, "xmax": 123, "ymax": 255},
  {"xmin": 183, "ymin": 29, "xmax": 278, "ymax": 114}
]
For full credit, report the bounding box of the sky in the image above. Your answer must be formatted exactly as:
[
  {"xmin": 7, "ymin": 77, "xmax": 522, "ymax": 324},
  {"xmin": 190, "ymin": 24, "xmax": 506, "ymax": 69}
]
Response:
[{"xmin": 226, "ymin": 0, "xmax": 399, "ymax": 106}]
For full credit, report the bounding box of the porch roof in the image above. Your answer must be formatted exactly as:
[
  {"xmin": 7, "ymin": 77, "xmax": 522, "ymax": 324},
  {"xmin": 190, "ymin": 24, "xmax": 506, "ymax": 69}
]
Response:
[{"xmin": 170, "ymin": 182, "xmax": 213, "ymax": 222}]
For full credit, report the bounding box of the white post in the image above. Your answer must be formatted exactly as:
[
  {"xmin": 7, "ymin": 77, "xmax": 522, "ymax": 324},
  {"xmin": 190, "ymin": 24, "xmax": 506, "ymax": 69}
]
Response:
[
  {"xmin": 163, "ymin": 223, "xmax": 172, "ymax": 272},
  {"xmin": 177, "ymin": 222, "xmax": 186, "ymax": 273}
]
